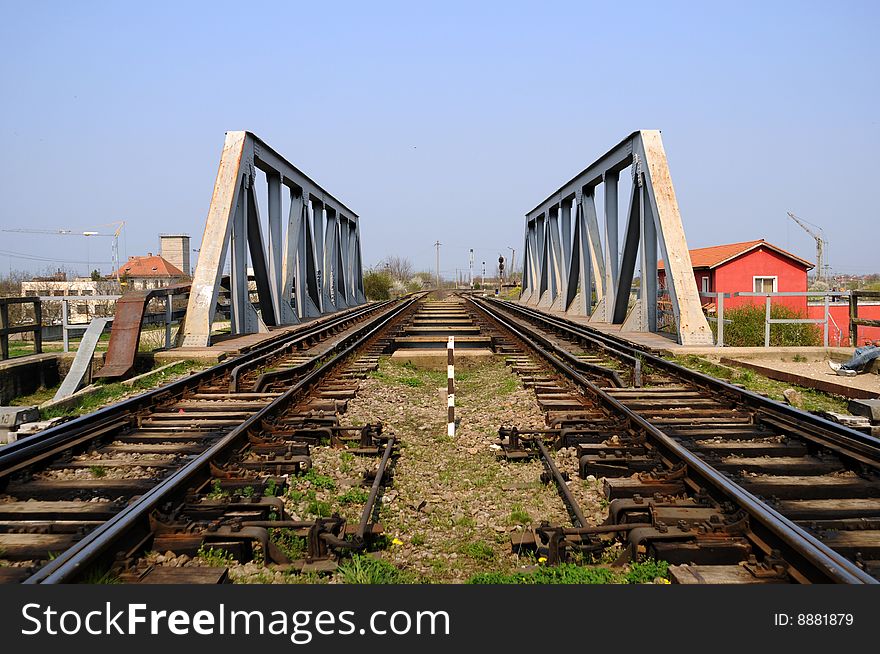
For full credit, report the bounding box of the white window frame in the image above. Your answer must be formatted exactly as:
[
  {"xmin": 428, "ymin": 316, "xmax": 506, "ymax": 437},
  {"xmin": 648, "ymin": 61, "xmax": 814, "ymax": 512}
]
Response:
[
  {"xmin": 752, "ymin": 276, "xmax": 778, "ymax": 293},
  {"xmin": 701, "ymin": 276, "xmax": 709, "ymax": 294}
]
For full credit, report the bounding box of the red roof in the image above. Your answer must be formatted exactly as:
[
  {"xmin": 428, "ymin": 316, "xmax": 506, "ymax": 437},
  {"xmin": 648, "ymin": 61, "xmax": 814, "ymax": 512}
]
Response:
[
  {"xmin": 117, "ymin": 255, "xmax": 185, "ymax": 278},
  {"xmin": 658, "ymin": 239, "xmax": 813, "ymax": 270}
]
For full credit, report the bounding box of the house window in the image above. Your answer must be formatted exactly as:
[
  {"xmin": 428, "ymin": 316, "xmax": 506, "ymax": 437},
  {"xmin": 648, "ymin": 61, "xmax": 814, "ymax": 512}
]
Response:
[
  {"xmin": 701, "ymin": 276, "xmax": 709, "ymax": 294},
  {"xmin": 753, "ymin": 276, "xmax": 777, "ymax": 293}
]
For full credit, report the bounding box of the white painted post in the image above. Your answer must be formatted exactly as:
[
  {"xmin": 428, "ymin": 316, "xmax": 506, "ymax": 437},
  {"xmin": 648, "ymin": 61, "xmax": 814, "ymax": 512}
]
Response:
[
  {"xmin": 764, "ymin": 295, "xmax": 772, "ymax": 347},
  {"xmin": 62, "ymin": 299, "xmax": 69, "ymax": 353},
  {"xmin": 447, "ymin": 336, "xmax": 455, "ymax": 437},
  {"xmin": 823, "ymin": 294, "xmax": 830, "ymax": 348},
  {"xmin": 165, "ymin": 292, "xmax": 174, "ymax": 349},
  {"xmin": 717, "ymin": 293, "xmax": 725, "ymax": 347}
]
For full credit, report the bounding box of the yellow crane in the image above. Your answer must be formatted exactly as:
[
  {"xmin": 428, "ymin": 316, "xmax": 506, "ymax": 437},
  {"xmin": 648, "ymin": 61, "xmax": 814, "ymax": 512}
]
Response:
[
  {"xmin": 786, "ymin": 211, "xmax": 827, "ymax": 282},
  {"xmin": 1, "ymin": 221, "xmax": 125, "ymax": 282},
  {"xmin": 94, "ymin": 221, "xmax": 126, "ymax": 284}
]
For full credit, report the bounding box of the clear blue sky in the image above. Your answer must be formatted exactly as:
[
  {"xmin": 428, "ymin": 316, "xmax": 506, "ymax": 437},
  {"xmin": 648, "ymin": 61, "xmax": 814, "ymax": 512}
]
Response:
[{"xmin": 0, "ymin": 0, "xmax": 877, "ymax": 279}]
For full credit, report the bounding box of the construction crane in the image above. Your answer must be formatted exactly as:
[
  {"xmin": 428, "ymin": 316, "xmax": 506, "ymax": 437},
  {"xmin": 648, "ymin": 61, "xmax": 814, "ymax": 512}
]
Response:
[
  {"xmin": 1, "ymin": 222, "xmax": 125, "ymax": 281},
  {"xmin": 95, "ymin": 221, "xmax": 126, "ymax": 283},
  {"xmin": 786, "ymin": 211, "xmax": 828, "ymax": 282},
  {"xmin": 0, "ymin": 227, "xmax": 100, "ymax": 236}
]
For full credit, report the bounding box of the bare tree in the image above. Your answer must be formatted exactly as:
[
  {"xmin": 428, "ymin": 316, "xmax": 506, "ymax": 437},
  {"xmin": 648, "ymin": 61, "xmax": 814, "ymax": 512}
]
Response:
[
  {"xmin": 380, "ymin": 256, "xmax": 414, "ymax": 284},
  {"xmin": 0, "ymin": 269, "xmax": 31, "ymax": 325}
]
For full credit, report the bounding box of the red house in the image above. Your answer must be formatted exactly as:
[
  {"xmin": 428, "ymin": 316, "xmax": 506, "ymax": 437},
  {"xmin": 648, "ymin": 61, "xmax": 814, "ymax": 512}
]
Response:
[
  {"xmin": 658, "ymin": 239, "xmax": 813, "ymax": 312},
  {"xmin": 658, "ymin": 240, "xmax": 880, "ymax": 346}
]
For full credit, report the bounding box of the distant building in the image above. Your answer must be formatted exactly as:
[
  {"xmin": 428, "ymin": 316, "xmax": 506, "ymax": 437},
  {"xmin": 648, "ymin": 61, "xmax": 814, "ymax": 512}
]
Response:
[
  {"xmin": 658, "ymin": 239, "xmax": 813, "ymax": 311},
  {"xmin": 159, "ymin": 234, "xmax": 191, "ymax": 278},
  {"xmin": 117, "ymin": 253, "xmax": 187, "ymax": 291},
  {"xmin": 21, "ymin": 273, "xmax": 119, "ymax": 323}
]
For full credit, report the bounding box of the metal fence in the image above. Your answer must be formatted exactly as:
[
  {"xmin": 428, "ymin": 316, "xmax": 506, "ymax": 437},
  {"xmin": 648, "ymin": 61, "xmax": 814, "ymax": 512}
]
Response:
[
  {"xmin": 36, "ymin": 292, "xmax": 193, "ymax": 353},
  {"xmin": 696, "ymin": 291, "xmax": 848, "ymax": 347},
  {"xmin": 850, "ymin": 290, "xmax": 880, "ymax": 345},
  {"xmin": 0, "ymin": 296, "xmax": 42, "ymax": 360}
]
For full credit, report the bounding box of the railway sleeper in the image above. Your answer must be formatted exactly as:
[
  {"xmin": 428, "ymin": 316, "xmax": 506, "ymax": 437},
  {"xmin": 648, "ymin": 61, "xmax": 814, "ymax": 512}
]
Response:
[
  {"xmin": 580, "ymin": 453, "xmax": 662, "ymax": 478},
  {"xmin": 668, "ymin": 559, "xmax": 791, "ymax": 584}
]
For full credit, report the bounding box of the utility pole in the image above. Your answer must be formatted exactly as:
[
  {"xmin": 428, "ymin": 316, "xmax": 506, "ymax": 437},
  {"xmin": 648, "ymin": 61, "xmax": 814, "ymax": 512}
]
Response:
[
  {"xmin": 434, "ymin": 240, "xmax": 441, "ymax": 289},
  {"xmin": 469, "ymin": 249, "xmax": 474, "ymax": 289}
]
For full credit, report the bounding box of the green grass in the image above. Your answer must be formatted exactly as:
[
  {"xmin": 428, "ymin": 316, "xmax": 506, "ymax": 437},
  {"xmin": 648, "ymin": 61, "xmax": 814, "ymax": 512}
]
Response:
[
  {"xmin": 9, "ymin": 385, "xmax": 57, "ymax": 407},
  {"xmin": 301, "ymin": 469, "xmax": 337, "ymax": 490},
  {"xmin": 339, "ymin": 451, "xmax": 355, "ymax": 473},
  {"xmin": 670, "ymin": 354, "xmax": 850, "ymax": 414},
  {"xmin": 453, "ymin": 515, "xmax": 476, "ymax": 529},
  {"xmin": 263, "ymin": 478, "xmax": 280, "ymax": 496},
  {"xmin": 467, "ymin": 560, "xmax": 669, "ymax": 585},
  {"xmin": 286, "ymin": 488, "xmax": 314, "ymax": 503},
  {"xmin": 269, "ymin": 528, "xmax": 306, "ymax": 561},
  {"xmin": 37, "ymin": 360, "xmax": 206, "ymax": 419},
  {"xmin": 307, "ymin": 499, "xmax": 332, "ymax": 517},
  {"xmin": 89, "ymin": 465, "xmax": 107, "ymax": 478},
  {"xmin": 337, "ymin": 488, "xmax": 369, "ymax": 505},
  {"xmin": 508, "ymin": 505, "xmax": 531, "ymax": 526},
  {"xmin": 459, "ymin": 540, "xmax": 496, "ymax": 562},
  {"xmin": 370, "ymin": 361, "xmax": 447, "ymax": 388},
  {"xmin": 207, "ymin": 479, "xmax": 229, "ymax": 500},
  {"xmin": 498, "ymin": 377, "xmax": 518, "ymax": 394},
  {"xmin": 196, "ymin": 544, "xmax": 236, "ymax": 567},
  {"xmin": 622, "ymin": 559, "xmax": 669, "ymax": 584},
  {"xmin": 82, "ymin": 567, "xmax": 121, "ymax": 584},
  {"xmin": 411, "ymin": 533, "xmax": 426, "ymax": 547},
  {"xmin": 337, "ymin": 555, "xmax": 415, "ymax": 584}
]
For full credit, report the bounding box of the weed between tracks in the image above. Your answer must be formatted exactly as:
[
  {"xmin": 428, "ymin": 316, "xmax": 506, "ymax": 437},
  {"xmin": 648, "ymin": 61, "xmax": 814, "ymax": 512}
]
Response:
[
  {"xmin": 340, "ymin": 355, "xmax": 610, "ymax": 583},
  {"xmin": 210, "ymin": 355, "xmax": 659, "ymax": 584},
  {"xmin": 467, "ymin": 559, "xmax": 669, "ymax": 584}
]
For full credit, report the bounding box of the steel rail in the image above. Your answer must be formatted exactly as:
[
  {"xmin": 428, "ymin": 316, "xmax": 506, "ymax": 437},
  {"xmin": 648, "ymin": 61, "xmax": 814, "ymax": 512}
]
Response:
[
  {"xmin": 468, "ymin": 296, "xmax": 877, "ymax": 584},
  {"xmin": 356, "ymin": 436, "xmax": 396, "ymax": 540},
  {"xmin": 0, "ymin": 300, "xmax": 393, "ymax": 483},
  {"xmin": 534, "ymin": 437, "xmax": 587, "ymax": 528},
  {"xmin": 28, "ymin": 296, "xmax": 419, "ymax": 583},
  {"xmin": 487, "ymin": 298, "xmax": 880, "ymax": 469},
  {"xmin": 226, "ymin": 300, "xmax": 385, "ymax": 391},
  {"xmin": 472, "ymin": 307, "xmax": 625, "ymax": 387}
]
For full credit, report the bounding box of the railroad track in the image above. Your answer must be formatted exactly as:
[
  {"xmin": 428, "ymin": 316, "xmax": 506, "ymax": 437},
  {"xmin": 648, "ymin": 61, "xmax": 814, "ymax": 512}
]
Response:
[
  {"xmin": 465, "ymin": 295, "xmax": 880, "ymax": 584},
  {"xmin": 0, "ymin": 297, "xmax": 421, "ymax": 583}
]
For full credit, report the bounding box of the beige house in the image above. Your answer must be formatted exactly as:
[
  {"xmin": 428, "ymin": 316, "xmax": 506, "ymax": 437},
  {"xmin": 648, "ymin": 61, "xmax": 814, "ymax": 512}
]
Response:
[{"xmin": 20, "ymin": 276, "xmax": 120, "ymax": 323}]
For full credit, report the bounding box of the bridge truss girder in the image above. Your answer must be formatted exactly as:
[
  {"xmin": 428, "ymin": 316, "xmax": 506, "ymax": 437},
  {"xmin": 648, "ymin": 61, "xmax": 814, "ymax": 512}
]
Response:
[
  {"xmin": 520, "ymin": 130, "xmax": 713, "ymax": 345},
  {"xmin": 180, "ymin": 131, "xmax": 365, "ymax": 347}
]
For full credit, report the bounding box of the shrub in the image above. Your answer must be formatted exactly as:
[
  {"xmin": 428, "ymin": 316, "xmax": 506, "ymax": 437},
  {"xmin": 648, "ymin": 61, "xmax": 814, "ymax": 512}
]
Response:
[
  {"xmin": 719, "ymin": 304, "xmax": 820, "ymax": 347},
  {"xmin": 364, "ymin": 270, "xmax": 393, "ymax": 300}
]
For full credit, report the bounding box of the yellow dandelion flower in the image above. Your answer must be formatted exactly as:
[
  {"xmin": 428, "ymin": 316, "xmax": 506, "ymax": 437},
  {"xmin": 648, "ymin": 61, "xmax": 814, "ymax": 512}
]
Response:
[
  {"xmin": 391, "ymin": 538, "xmax": 404, "ymax": 546},
  {"xmin": 537, "ymin": 556, "xmax": 547, "ymax": 563}
]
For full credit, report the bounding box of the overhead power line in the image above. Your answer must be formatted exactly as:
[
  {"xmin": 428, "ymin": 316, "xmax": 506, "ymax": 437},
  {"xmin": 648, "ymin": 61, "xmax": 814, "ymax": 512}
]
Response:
[{"xmin": 0, "ymin": 249, "xmax": 113, "ymax": 266}]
